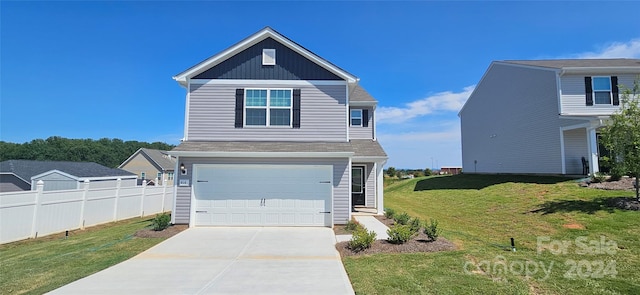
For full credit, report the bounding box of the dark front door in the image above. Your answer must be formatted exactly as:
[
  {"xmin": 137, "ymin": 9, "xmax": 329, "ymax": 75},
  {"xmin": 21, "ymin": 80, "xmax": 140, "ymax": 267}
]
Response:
[{"xmin": 352, "ymin": 166, "xmax": 365, "ymax": 206}]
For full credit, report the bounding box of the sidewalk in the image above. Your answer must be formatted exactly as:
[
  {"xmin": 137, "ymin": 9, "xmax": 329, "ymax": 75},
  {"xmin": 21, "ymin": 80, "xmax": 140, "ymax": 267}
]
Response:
[{"xmin": 335, "ymin": 215, "xmax": 390, "ymax": 243}]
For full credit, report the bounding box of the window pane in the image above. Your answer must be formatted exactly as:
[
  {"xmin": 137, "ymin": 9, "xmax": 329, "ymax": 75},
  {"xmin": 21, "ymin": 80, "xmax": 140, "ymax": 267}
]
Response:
[
  {"xmin": 352, "ymin": 169, "xmax": 362, "ymax": 193},
  {"xmin": 270, "ymin": 90, "xmax": 291, "ymax": 107},
  {"xmin": 351, "ymin": 109, "xmax": 362, "ymax": 119},
  {"xmin": 593, "ymin": 77, "xmax": 611, "ymax": 91},
  {"xmin": 270, "ymin": 109, "xmax": 290, "ymax": 126},
  {"xmin": 246, "ymin": 90, "xmax": 267, "ymax": 106},
  {"xmin": 594, "ymin": 91, "xmax": 611, "ymax": 104},
  {"xmin": 246, "ymin": 109, "xmax": 267, "ymax": 125},
  {"xmin": 351, "ymin": 118, "xmax": 362, "ymax": 126}
]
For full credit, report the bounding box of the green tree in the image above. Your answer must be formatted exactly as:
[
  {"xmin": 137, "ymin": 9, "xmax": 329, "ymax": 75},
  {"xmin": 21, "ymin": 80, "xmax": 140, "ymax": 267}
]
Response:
[
  {"xmin": 386, "ymin": 167, "xmax": 396, "ymax": 177},
  {"xmin": 600, "ymin": 77, "xmax": 640, "ymax": 200}
]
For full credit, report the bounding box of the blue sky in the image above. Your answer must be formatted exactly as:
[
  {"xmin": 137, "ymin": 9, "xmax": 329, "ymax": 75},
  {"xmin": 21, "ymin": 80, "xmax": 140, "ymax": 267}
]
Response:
[{"xmin": 1, "ymin": 1, "xmax": 639, "ymax": 169}]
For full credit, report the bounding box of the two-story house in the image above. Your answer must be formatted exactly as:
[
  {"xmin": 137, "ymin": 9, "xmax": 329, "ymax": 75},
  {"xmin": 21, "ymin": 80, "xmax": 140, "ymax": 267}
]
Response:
[
  {"xmin": 169, "ymin": 27, "xmax": 387, "ymax": 227},
  {"xmin": 119, "ymin": 148, "xmax": 176, "ymax": 186},
  {"xmin": 459, "ymin": 59, "xmax": 640, "ymax": 175}
]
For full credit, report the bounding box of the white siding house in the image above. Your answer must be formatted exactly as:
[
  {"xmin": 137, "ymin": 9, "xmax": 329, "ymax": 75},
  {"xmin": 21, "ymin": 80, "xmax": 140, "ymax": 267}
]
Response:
[{"xmin": 459, "ymin": 59, "xmax": 640, "ymax": 175}]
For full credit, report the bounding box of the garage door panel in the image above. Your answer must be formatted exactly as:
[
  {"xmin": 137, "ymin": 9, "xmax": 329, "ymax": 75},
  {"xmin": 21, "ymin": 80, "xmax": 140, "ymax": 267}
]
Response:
[{"xmin": 193, "ymin": 165, "xmax": 332, "ymax": 227}]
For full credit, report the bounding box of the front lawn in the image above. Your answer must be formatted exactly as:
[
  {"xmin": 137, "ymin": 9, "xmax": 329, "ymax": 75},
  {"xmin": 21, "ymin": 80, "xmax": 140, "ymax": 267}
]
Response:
[
  {"xmin": 0, "ymin": 217, "xmax": 175, "ymax": 294},
  {"xmin": 344, "ymin": 174, "xmax": 640, "ymax": 294}
]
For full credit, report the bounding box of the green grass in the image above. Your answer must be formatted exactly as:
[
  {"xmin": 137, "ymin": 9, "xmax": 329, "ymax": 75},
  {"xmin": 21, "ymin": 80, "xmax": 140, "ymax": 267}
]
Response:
[
  {"xmin": 0, "ymin": 217, "xmax": 170, "ymax": 295},
  {"xmin": 345, "ymin": 174, "xmax": 640, "ymax": 294}
]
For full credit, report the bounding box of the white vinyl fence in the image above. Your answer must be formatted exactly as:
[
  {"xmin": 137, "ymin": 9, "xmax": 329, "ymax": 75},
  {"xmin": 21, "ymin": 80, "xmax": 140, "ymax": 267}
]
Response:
[{"xmin": 0, "ymin": 179, "xmax": 174, "ymax": 244}]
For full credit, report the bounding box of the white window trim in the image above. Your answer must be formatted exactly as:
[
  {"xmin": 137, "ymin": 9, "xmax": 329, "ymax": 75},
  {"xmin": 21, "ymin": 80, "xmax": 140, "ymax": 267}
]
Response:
[
  {"xmin": 350, "ymin": 109, "xmax": 363, "ymax": 127},
  {"xmin": 244, "ymin": 88, "xmax": 293, "ymax": 127},
  {"xmin": 262, "ymin": 49, "xmax": 276, "ymax": 65},
  {"xmin": 592, "ymin": 76, "xmax": 613, "ymax": 105}
]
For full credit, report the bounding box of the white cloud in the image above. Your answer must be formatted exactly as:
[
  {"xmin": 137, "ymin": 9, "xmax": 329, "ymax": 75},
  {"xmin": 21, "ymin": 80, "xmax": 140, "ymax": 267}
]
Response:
[
  {"xmin": 572, "ymin": 39, "xmax": 640, "ymax": 59},
  {"xmin": 377, "ymin": 85, "xmax": 475, "ymax": 124}
]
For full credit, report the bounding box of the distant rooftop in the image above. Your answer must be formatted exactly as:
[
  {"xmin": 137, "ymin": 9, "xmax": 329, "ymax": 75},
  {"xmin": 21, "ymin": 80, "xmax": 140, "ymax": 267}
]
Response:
[
  {"xmin": 0, "ymin": 160, "xmax": 135, "ymax": 183},
  {"xmin": 501, "ymin": 58, "xmax": 640, "ymax": 69}
]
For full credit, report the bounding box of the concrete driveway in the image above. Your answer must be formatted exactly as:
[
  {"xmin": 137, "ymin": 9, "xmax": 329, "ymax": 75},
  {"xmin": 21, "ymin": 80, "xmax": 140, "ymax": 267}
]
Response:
[{"xmin": 49, "ymin": 227, "xmax": 354, "ymax": 295}]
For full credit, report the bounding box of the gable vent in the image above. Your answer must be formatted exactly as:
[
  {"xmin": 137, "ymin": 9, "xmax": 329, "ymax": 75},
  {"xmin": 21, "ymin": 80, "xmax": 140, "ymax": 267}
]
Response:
[{"xmin": 262, "ymin": 49, "xmax": 276, "ymax": 65}]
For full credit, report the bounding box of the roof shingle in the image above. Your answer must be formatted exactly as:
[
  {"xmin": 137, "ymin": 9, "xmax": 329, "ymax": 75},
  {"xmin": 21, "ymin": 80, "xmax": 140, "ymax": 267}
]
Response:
[
  {"xmin": 501, "ymin": 58, "xmax": 640, "ymax": 69},
  {"xmin": 0, "ymin": 160, "xmax": 135, "ymax": 182}
]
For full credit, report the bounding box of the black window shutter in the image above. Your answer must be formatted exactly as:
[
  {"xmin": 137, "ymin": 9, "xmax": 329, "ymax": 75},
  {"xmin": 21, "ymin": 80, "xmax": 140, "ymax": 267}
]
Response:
[
  {"xmin": 611, "ymin": 76, "xmax": 619, "ymax": 105},
  {"xmin": 235, "ymin": 89, "xmax": 244, "ymax": 128},
  {"xmin": 584, "ymin": 77, "xmax": 593, "ymax": 106},
  {"xmin": 362, "ymin": 109, "xmax": 369, "ymax": 127},
  {"xmin": 293, "ymin": 89, "xmax": 301, "ymax": 128}
]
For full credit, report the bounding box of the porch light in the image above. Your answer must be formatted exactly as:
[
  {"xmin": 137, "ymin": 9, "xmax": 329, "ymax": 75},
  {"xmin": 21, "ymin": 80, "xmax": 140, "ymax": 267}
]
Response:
[{"xmin": 180, "ymin": 163, "xmax": 187, "ymax": 175}]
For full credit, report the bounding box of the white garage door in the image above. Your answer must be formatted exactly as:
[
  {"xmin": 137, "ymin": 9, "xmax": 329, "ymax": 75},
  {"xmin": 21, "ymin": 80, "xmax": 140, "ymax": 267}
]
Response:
[{"xmin": 193, "ymin": 165, "xmax": 332, "ymax": 227}]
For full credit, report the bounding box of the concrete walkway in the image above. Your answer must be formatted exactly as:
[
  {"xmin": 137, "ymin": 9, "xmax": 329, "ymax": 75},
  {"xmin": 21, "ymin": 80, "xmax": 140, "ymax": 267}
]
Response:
[
  {"xmin": 50, "ymin": 227, "xmax": 354, "ymax": 295},
  {"xmin": 334, "ymin": 215, "xmax": 390, "ymax": 243}
]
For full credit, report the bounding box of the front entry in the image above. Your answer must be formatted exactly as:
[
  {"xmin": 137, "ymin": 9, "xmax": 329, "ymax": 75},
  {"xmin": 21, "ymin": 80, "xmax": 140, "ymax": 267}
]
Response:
[{"xmin": 351, "ymin": 166, "xmax": 365, "ymax": 207}]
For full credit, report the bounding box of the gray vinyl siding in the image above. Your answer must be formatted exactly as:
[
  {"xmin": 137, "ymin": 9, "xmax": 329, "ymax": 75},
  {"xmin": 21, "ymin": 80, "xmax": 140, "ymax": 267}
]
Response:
[
  {"xmin": 188, "ymin": 82, "xmax": 347, "ymax": 141},
  {"xmin": 173, "ymin": 157, "xmax": 350, "ymax": 226},
  {"xmin": 358, "ymin": 163, "xmax": 375, "ymax": 207},
  {"xmin": 560, "ymin": 74, "xmax": 638, "ymax": 115},
  {"xmin": 33, "ymin": 172, "xmax": 77, "ymax": 191},
  {"xmin": 460, "ymin": 63, "xmax": 563, "ymax": 174},
  {"xmin": 193, "ymin": 38, "xmax": 342, "ymax": 81},
  {"xmin": 349, "ymin": 107, "xmax": 373, "ymax": 139},
  {"xmin": 0, "ymin": 174, "xmax": 30, "ymax": 192},
  {"xmin": 563, "ymin": 128, "xmax": 588, "ymax": 175}
]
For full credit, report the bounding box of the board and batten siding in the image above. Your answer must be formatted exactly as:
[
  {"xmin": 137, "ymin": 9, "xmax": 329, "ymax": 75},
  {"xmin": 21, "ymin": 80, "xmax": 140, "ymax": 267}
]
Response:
[
  {"xmin": 559, "ymin": 74, "xmax": 637, "ymax": 116},
  {"xmin": 349, "ymin": 107, "xmax": 374, "ymax": 139},
  {"xmin": 563, "ymin": 128, "xmax": 589, "ymax": 175},
  {"xmin": 173, "ymin": 157, "xmax": 350, "ymax": 226},
  {"xmin": 188, "ymin": 82, "xmax": 347, "ymax": 141},
  {"xmin": 460, "ymin": 63, "xmax": 563, "ymax": 174}
]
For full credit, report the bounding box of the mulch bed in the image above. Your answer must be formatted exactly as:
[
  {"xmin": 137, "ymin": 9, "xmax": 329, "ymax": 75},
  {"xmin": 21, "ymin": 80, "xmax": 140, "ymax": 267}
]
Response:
[
  {"xmin": 335, "ymin": 216, "xmax": 456, "ymax": 257},
  {"xmin": 607, "ymin": 197, "xmax": 640, "ymax": 211},
  {"xmin": 134, "ymin": 224, "xmax": 188, "ymax": 238},
  {"xmin": 582, "ymin": 177, "xmax": 639, "ymax": 211}
]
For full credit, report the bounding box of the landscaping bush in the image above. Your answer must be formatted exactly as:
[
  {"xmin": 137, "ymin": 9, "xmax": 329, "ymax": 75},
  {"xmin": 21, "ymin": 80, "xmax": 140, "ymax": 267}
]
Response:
[
  {"xmin": 386, "ymin": 224, "xmax": 416, "ymax": 244},
  {"xmin": 591, "ymin": 172, "xmax": 607, "ymax": 183},
  {"xmin": 384, "ymin": 207, "xmax": 396, "ymax": 219},
  {"xmin": 423, "ymin": 218, "xmax": 441, "ymax": 241},
  {"xmin": 348, "ymin": 228, "xmax": 377, "ymax": 252},
  {"xmin": 393, "ymin": 212, "xmax": 411, "ymax": 225},
  {"xmin": 345, "ymin": 218, "xmax": 363, "ymax": 231},
  {"xmin": 409, "ymin": 217, "xmax": 422, "ymax": 233},
  {"xmin": 151, "ymin": 213, "xmax": 171, "ymax": 231}
]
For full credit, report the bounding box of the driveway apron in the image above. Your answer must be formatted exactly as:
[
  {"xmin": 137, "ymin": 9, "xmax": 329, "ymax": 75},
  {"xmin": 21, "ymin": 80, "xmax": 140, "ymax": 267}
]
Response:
[{"xmin": 48, "ymin": 227, "xmax": 354, "ymax": 295}]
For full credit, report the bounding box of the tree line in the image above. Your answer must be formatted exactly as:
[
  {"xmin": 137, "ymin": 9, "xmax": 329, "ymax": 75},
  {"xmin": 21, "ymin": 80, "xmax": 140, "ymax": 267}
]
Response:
[{"xmin": 0, "ymin": 136, "xmax": 175, "ymax": 168}]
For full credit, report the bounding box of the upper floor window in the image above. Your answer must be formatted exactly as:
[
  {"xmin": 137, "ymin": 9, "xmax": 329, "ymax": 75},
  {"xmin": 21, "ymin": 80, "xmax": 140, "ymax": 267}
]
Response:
[
  {"xmin": 157, "ymin": 172, "xmax": 162, "ymax": 180},
  {"xmin": 167, "ymin": 172, "xmax": 174, "ymax": 181},
  {"xmin": 245, "ymin": 89, "xmax": 292, "ymax": 127},
  {"xmin": 592, "ymin": 77, "xmax": 612, "ymax": 104},
  {"xmin": 141, "ymin": 172, "xmax": 146, "ymax": 179},
  {"xmin": 351, "ymin": 109, "xmax": 362, "ymax": 126},
  {"xmin": 585, "ymin": 76, "xmax": 619, "ymax": 106}
]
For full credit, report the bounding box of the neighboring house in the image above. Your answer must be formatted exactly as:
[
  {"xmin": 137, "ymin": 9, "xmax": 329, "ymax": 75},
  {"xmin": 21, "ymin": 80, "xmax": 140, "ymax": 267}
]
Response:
[
  {"xmin": 0, "ymin": 160, "xmax": 137, "ymax": 192},
  {"xmin": 440, "ymin": 167, "xmax": 462, "ymax": 175},
  {"xmin": 119, "ymin": 148, "xmax": 177, "ymax": 186},
  {"xmin": 459, "ymin": 59, "xmax": 640, "ymax": 175},
  {"xmin": 169, "ymin": 27, "xmax": 387, "ymax": 227}
]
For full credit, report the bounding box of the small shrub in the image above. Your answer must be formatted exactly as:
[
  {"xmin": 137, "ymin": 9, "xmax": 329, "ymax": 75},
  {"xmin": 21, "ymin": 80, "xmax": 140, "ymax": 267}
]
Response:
[
  {"xmin": 348, "ymin": 228, "xmax": 377, "ymax": 252},
  {"xmin": 394, "ymin": 212, "xmax": 411, "ymax": 225},
  {"xmin": 345, "ymin": 218, "xmax": 362, "ymax": 231},
  {"xmin": 386, "ymin": 224, "xmax": 416, "ymax": 244},
  {"xmin": 384, "ymin": 208, "xmax": 396, "ymax": 219},
  {"xmin": 591, "ymin": 172, "xmax": 607, "ymax": 183},
  {"xmin": 424, "ymin": 219, "xmax": 441, "ymax": 241},
  {"xmin": 409, "ymin": 217, "xmax": 422, "ymax": 233},
  {"xmin": 151, "ymin": 213, "xmax": 171, "ymax": 231}
]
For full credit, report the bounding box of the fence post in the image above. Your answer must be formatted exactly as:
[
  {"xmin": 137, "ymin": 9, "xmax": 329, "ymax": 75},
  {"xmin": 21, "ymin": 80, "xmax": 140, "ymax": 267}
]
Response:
[
  {"xmin": 30, "ymin": 180, "xmax": 44, "ymax": 239},
  {"xmin": 140, "ymin": 180, "xmax": 147, "ymax": 217},
  {"xmin": 113, "ymin": 178, "xmax": 121, "ymax": 222},
  {"xmin": 79, "ymin": 179, "xmax": 90, "ymax": 229},
  {"xmin": 161, "ymin": 177, "xmax": 167, "ymax": 212}
]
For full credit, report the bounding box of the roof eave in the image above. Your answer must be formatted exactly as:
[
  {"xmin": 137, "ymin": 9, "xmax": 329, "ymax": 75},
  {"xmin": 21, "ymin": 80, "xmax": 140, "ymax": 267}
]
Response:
[
  {"xmin": 168, "ymin": 151, "xmax": 354, "ymax": 158},
  {"xmin": 560, "ymin": 66, "xmax": 640, "ymax": 75}
]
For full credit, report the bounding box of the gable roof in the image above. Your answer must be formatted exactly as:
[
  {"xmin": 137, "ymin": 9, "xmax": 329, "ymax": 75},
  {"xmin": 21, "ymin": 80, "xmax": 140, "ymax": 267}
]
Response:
[
  {"xmin": 173, "ymin": 27, "xmax": 358, "ymax": 86},
  {"xmin": 119, "ymin": 148, "xmax": 176, "ymax": 171},
  {"xmin": 501, "ymin": 58, "xmax": 640, "ymax": 69},
  {"xmin": 0, "ymin": 160, "xmax": 135, "ymax": 183}
]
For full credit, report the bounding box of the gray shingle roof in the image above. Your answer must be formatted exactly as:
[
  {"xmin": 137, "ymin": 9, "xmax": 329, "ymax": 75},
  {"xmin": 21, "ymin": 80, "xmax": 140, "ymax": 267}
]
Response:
[
  {"xmin": 140, "ymin": 148, "xmax": 176, "ymax": 170},
  {"xmin": 351, "ymin": 85, "xmax": 377, "ymax": 103},
  {"xmin": 0, "ymin": 160, "xmax": 135, "ymax": 182},
  {"xmin": 172, "ymin": 140, "xmax": 387, "ymax": 158},
  {"xmin": 501, "ymin": 58, "xmax": 640, "ymax": 69}
]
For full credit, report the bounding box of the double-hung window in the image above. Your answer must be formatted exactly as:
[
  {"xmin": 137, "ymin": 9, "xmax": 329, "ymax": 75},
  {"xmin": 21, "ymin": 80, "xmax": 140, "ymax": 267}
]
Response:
[
  {"xmin": 592, "ymin": 76, "xmax": 612, "ymax": 105},
  {"xmin": 351, "ymin": 109, "xmax": 362, "ymax": 126},
  {"xmin": 245, "ymin": 89, "xmax": 292, "ymax": 126}
]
